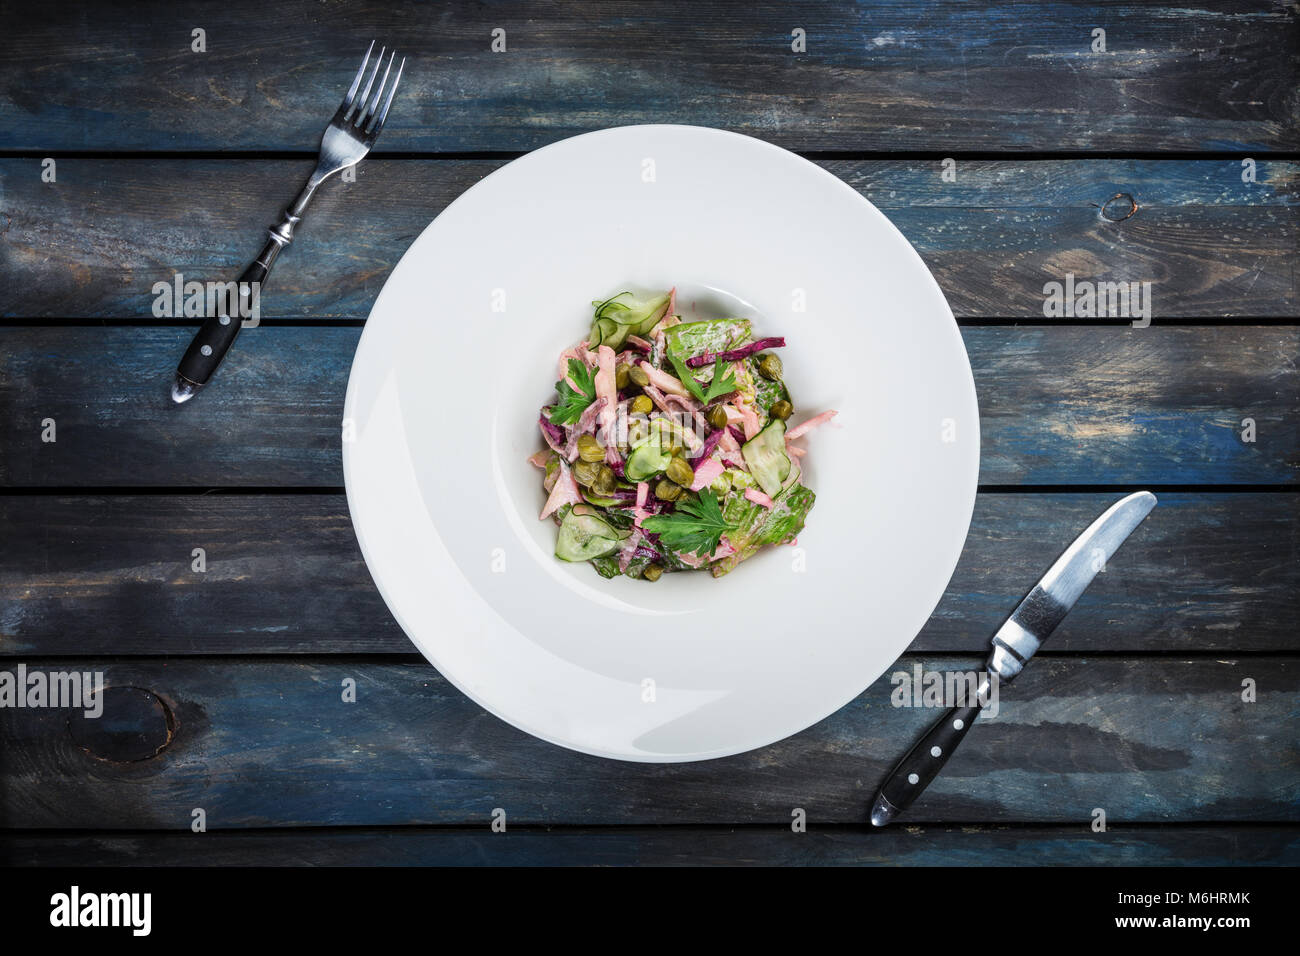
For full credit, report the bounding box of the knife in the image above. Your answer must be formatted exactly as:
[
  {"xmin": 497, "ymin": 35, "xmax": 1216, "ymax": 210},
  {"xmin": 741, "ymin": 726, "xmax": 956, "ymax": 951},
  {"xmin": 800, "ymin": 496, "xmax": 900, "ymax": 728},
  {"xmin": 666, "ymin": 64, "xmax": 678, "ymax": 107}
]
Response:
[{"xmin": 869, "ymin": 490, "xmax": 1158, "ymax": 826}]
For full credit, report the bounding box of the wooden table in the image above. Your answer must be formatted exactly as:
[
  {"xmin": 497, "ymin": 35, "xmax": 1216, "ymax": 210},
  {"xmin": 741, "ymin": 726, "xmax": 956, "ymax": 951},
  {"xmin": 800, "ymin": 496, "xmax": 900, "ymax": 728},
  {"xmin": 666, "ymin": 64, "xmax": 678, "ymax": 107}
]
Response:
[{"xmin": 1, "ymin": 1, "xmax": 1296, "ymax": 866}]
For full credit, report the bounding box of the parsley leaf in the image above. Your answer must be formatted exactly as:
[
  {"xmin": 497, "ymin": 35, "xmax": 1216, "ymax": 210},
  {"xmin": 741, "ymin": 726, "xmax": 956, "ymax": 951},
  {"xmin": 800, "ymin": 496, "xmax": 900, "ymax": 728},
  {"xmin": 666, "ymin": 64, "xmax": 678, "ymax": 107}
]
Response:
[
  {"xmin": 642, "ymin": 489, "xmax": 737, "ymax": 558},
  {"xmin": 548, "ymin": 358, "xmax": 598, "ymax": 426},
  {"xmin": 667, "ymin": 354, "xmax": 738, "ymax": 404}
]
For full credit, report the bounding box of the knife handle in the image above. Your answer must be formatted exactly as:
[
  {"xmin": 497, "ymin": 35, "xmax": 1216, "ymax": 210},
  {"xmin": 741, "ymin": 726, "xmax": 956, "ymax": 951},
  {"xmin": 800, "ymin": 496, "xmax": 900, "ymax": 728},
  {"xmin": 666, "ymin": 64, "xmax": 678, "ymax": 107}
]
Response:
[{"xmin": 870, "ymin": 698, "xmax": 983, "ymax": 826}]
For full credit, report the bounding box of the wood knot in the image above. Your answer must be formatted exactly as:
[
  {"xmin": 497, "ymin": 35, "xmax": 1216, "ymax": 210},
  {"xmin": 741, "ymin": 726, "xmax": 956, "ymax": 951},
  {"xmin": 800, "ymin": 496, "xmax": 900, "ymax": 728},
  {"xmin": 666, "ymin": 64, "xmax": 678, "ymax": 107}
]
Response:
[
  {"xmin": 1100, "ymin": 192, "xmax": 1138, "ymax": 222},
  {"xmin": 68, "ymin": 685, "xmax": 177, "ymax": 762}
]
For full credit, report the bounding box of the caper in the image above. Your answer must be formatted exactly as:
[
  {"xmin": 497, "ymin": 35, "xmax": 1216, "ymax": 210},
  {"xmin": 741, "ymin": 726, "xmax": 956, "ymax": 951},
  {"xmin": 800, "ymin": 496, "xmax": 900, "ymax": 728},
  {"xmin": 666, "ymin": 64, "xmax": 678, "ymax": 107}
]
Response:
[
  {"xmin": 630, "ymin": 394, "xmax": 654, "ymax": 416},
  {"xmin": 642, "ymin": 564, "xmax": 664, "ymax": 582},
  {"xmin": 592, "ymin": 465, "xmax": 618, "ymax": 496},
  {"xmin": 577, "ymin": 433, "xmax": 605, "ymax": 462},
  {"xmin": 707, "ymin": 404, "xmax": 729, "ymax": 430},
  {"xmin": 757, "ymin": 353, "xmax": 784, "ymax": 381},
  {"xmin": 769, "ymin": 399, "xmax": 793, "ymax": 421},
  {"xmin": 628, "ymin": 365, "xmax": 651, "ymax": 387},
  {"xmin": 572, "ymin": 459, "xmax": 602, "ymax": 487},
  {"xmin": 654, "ymin": 478, "xmax": 685, "ymax": 501},
  {"xmin": 615, "ymin": 363, "xmax": 631, "ymax": 390},
  {"xmin": 666, "ymin": 456, "xmax": 695, "ymax": 487}
]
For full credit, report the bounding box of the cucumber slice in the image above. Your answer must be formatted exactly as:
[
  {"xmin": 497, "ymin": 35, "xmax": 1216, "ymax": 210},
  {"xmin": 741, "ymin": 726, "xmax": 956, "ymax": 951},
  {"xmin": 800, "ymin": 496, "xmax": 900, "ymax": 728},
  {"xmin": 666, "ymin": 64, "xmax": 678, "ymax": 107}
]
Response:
[
  {"xmin": 625, "ymin": 441, "xmax": 671, "ymax": 481},
  {"xmin": 590, "ymin": 292, "xmax": 670, "ymax": 346},
  {"xmin": 742, "ymin": 418, "xmax": 791, "ymax": 497},
  {"xmin": 555, "ymin": 510, "xmax": 624, "ymax": 561},
  {"xmin": 581, "ymin": 490, "xmax": 625, "ymax": 507},
  {"xmin": 588, "ymin": 317, "xmax": 617, "ymax": 348}
]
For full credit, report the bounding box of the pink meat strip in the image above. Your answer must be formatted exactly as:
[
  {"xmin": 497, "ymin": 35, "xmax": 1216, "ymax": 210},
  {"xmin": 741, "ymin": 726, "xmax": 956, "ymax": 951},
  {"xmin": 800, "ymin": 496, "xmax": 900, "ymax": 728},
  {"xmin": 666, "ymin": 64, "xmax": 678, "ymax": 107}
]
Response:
[
  {"xmin": 638, "ymin": 360, "xmax": 692, "ymax": 399},
  {"xmin": 675, "ymin": 536, "xmax": 737, "ymax": 568},
  {"xmin": 594, "ymin": 345, "xmax": 618, "ymax": 436},
  {"xmin": 663, "ymin": 391, "xmax": 701, "ymax": 414},
  {"xmin": 632, "ymin": 481, "xmax": 651, "ymax": 527},
  {"xmin": 642, "ymin": 383, "xmax": 674, "ymax": 414},
  {"xmin": 527, "ymin": 449, "xmax": 552, "ymax": 468},
  {"xmin": 734, "ymin": 396, "xmax": 762, "ymax": 440},
  {"xmin": 540, "ymin": 460, "xmax": 582, "ymax": 519},
  {"xmin": 785, "ymin": 409, "xmax": 838, "ymax": 441},
  {"xmin": 557, "ymin": 344, "xmax": 593, "ymax": 388},
  {"xmin": 744, "ymin": 488, "xmax": 775, "ymax": 510},
  {"xmin": 786, "ymin": 444, "xmax": 807, "ymax": 457},
  {"xmin": 617, "ymin": 528, "xmax": 643, "ymax": 572},
  {"xmin": 688, "ymin": 457, "xmax": 725, "ymax": 491}
]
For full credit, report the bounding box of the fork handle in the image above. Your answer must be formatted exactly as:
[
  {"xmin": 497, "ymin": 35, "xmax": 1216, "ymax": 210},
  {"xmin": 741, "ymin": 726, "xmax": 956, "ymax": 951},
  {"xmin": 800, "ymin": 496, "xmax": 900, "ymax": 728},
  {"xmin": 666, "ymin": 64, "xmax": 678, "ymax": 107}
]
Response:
[{"xmin": 172, "ymin": 173, "xmax": 325, "ymax": 403}]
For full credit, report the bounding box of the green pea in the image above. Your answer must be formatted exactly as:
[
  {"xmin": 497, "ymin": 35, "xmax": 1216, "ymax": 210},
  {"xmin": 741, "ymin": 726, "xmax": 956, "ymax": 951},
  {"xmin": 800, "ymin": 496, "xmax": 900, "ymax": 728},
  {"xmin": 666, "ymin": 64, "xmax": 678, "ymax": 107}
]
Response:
[
  {"xmin": 572, "ymin": 459, "xmax": 602, "ymax": 487},
  {"xmin": 577, "ymin": 433, "xmax": 605, "ymax": 462},
  {"xmin": 654, "ymin": 479, "xmax": 685, "ymax": 501},
  {"xmin": 665, "ymin": 456, "xmax": 695, "ymax": 487},
  {"xmin": 592, "ymin": 465, "xmax": 618, "ymax": 496},
  {"xmin": 757, "ymin": 353, "xmax": 784, "ymax": 381}
]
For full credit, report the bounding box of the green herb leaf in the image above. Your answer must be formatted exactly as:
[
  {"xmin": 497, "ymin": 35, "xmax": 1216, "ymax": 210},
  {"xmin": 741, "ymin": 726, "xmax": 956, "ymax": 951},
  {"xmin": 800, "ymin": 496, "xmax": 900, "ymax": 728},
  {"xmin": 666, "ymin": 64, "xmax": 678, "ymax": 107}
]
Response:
[
  {"xmin": 642, "ymin": 488, "xmax": 738, "ymax": 558},
  {"xmin": 548, "ymin": 358, "xmax": 598, "ymax": 426},
  {"xmin": 667, "ymin": 353, "xmax": 738, "ymax": 404}
]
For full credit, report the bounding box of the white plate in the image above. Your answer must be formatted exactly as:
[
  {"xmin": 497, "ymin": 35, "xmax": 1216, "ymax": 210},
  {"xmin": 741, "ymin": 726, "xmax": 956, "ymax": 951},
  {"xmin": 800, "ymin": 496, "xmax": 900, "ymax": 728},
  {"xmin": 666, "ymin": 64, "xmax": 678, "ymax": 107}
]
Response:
[{"xmin": 343, "ymin": 125, "xmax": 979, "ymax": 762}]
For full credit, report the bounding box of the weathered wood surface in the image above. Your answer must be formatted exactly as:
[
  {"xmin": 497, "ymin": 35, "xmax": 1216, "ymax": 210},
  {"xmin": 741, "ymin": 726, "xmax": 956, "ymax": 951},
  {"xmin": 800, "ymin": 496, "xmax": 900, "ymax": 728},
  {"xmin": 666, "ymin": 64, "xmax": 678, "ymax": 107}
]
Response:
[
  {"xmin": 1, "ymin": 657, "xmax": 1294, "ymax": 828},
  {"xmin": 2, "ymin": 1, "xmax": 1296, "ymax": 153},
  {"xmin": 0, "ymin": 492, "xmax": 1293, "ymax": 656},
  {"xmin": 3, "ymin": 825, "xmax": 1296, "ymax": 867},
  {"xmin": 2, "ymin": 159, "xmax": 1296, "ymax": 320},
  {"xmin": 2, "ymin": 326, "xmax": 1294, "ymax": 487}
]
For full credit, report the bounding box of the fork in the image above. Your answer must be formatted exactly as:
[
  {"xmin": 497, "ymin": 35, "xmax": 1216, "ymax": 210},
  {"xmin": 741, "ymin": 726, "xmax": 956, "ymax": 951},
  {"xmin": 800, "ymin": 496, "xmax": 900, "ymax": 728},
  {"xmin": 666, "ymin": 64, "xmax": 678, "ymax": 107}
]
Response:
[{"xmin": 172, "ymin": 42, "xmax": 405, "ymax": 403}]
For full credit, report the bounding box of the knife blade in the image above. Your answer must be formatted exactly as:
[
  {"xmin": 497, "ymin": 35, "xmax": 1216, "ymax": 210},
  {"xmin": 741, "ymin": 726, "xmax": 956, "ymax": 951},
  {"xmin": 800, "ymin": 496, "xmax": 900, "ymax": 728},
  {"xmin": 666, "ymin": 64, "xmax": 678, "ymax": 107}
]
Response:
[{"xmin": 869, "ymin": 490, "xmax": 1158, "ymax": 827}]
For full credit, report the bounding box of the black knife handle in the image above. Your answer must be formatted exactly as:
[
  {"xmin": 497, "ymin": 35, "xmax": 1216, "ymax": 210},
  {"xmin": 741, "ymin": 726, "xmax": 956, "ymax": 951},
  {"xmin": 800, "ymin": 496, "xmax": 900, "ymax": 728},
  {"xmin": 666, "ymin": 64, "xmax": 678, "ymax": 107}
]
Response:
[
  {"xmin": 175, "ymin": 239, "xmax": 279, "ymax": 389},
  {"xmin": 871, "ymin": 698, "xmax": 983, "ymax": 826}
]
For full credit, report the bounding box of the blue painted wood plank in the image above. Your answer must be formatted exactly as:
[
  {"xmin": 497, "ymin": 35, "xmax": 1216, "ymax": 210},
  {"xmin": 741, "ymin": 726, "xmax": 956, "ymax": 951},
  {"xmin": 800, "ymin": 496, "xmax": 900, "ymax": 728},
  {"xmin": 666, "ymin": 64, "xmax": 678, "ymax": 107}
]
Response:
[
  {"xmin": 1, "ymin": 1, "xmax": 1296, "ymax": 152},
  {"xmin": 1, "ymin": 159, "xmax": 1294, "ymax": 319},
  {"xmin": 1, "ymin": 656, "xmax": 1295, "ymax": 826},
  {"xmin": 0, "ymin": 492, "xmax": 1293, "ymax": 654},
  {"xmin": 3, "ymin": 826, "xmax": 1296, "ymax": 866},
  {"xmin": 1, "ymin": 326, "xmax": 1293, "ymax": 486}
]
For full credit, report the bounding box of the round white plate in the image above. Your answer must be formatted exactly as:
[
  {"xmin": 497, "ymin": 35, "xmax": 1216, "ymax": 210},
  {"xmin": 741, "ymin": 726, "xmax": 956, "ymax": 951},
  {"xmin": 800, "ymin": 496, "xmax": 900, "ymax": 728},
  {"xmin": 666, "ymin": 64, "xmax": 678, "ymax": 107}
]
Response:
[{"xmin": 343, "ymin": 125, "xmax": 978, "ymax": 762}]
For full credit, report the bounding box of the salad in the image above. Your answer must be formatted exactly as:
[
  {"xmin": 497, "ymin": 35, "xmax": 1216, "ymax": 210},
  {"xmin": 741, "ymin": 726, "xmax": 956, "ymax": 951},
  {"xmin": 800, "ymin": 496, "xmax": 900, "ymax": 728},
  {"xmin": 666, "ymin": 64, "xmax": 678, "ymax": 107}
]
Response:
[{"xmin": 531, "ymin": 288, "xmax": 837, "ymax": 580}]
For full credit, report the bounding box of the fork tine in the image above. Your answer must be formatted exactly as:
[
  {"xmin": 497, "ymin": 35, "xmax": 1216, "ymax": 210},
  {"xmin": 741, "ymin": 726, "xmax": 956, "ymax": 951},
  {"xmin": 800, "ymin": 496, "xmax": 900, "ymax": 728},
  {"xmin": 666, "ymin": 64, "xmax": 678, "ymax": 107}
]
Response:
[
  {"xmin": 370, "ymin": 56, "xmax": 405, "ymax": 135},
  {"xmin": 342, "ymin": 40, "xmax": 375, "ymax": 110},
  {"xmin": 362, "ymin": 50, "xmax": 395, "ymax": 126},
  {"xmin": 353, "ymin": 45, "xmax": 385, "ymax": 120}
]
